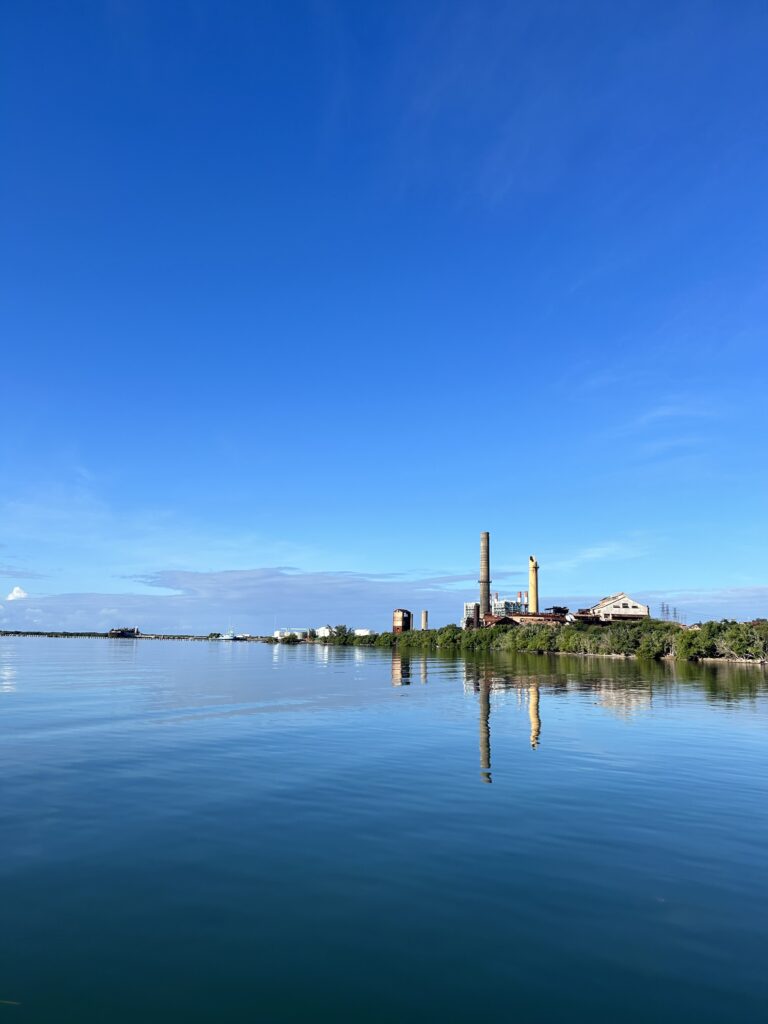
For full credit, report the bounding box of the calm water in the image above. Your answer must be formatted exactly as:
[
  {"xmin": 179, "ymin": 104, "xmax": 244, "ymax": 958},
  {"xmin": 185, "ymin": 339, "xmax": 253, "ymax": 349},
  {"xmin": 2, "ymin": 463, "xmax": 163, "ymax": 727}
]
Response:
[{"xmin": 1, "ymin": 638, "xmax": 767, "ymax": 1022}]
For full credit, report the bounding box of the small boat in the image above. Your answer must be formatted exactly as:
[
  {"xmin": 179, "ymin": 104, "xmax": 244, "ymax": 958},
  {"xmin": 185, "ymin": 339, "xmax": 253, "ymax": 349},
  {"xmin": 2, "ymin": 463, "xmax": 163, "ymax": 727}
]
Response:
[{"xmin": 215, "ymin": 630, "xmax": 235, "ymax": 641}]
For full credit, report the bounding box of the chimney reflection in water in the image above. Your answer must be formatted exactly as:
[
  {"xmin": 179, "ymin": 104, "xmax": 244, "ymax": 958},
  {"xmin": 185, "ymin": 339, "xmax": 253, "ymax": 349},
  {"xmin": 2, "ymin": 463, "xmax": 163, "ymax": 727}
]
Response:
[
  {"xmin": 473, "ymin": 670, "xmax": 543, "ymax": 781},
  {"xmin": 391, "ymin": 651, "xmax": 411, "ymax": 686},
  {"xmin": 479, "ymin": 680, "xmax": 492, "ymax": 784},
  {"xmin": 529, "ymin": 683, "xmax": 541, "ymax": 749},
  {"xmin": 395, "ymin": 657, "xmax": 542, "ymax": 775}
]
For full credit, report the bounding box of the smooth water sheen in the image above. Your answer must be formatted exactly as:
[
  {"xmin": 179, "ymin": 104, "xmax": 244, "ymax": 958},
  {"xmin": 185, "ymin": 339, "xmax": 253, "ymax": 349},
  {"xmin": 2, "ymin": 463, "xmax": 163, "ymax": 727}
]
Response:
[{"xmin": 1, "ymin": 638, "xmax": 767, "ymax": 1022}]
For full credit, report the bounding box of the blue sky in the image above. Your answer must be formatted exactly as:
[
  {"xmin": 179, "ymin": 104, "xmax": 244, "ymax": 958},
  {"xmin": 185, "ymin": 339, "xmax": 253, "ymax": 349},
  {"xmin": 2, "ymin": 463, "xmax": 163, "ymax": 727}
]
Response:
[{"xmin": 2, "ymin": 0, "xmax": 767, "ymax": 632}]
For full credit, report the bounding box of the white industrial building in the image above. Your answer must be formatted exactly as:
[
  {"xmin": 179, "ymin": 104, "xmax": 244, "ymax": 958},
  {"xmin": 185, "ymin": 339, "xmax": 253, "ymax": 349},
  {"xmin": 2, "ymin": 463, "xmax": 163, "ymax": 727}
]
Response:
[
  {"xmin": 273, "ymin": 628, "xmax": 309, "ymax": 639},
  {"xmin": 491, "ymin": 595, "xmax": 528, "ymax": 616},
  {"xmin": 463, "ymin": 595, "xmax": 528, "ymax": 624},
  {"xmin": 463, "ymin": 602, "xmax": 478, "ymax": 623},
  {"xmin": 314, "ymin": 626, "xmax": 373, "ymax": 638},
  {"xmin": 586, "ymin": 593, "xmax": 649, "ymax": 621}
]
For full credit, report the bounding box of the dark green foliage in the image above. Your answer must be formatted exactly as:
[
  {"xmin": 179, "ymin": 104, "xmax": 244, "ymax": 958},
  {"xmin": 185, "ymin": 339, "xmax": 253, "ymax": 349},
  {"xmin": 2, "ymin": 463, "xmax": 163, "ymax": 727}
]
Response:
[
  {"xmin": 673, "ymin": 629, "xmax": 701, "ymax": 661},
  {"xmin": 716, "ymin": 622, "xmax": 767, "ymax": 660},
  {"xmin": 322, "ymin": 618, "xmax": 767, "ymax": 662},
  {"xmin": 319, "ymin": 625, "xmax": 354, "ymax": 645},
  {"xmin": 352, "ymin": 633, "xmax": 377, "ymax": 646}
]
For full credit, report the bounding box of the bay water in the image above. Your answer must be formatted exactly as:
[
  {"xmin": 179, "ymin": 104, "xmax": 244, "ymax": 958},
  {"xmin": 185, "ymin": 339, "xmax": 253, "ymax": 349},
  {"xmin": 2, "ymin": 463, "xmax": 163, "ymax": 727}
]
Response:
[{"xmin": 1, "ymin": 637, "xmax": 766, "ymax": 1022}]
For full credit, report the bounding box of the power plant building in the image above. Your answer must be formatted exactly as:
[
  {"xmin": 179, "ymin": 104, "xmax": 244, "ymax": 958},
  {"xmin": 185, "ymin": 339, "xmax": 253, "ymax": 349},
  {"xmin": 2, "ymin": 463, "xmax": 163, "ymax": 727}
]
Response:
[
  {"xmin": 463, "ymin": 533, "xmax": 564, "ymax": 628},
  {"xmin": 463, "ymin": 602, "xmax": 480, "ymax": 625},
  {"xmin": 491, "ymin": 593, "xmax": 528, "ymax": 616},
  {"xmin": 578, "ymin": 593, "xmax": 649, "ymax": 622},
  {"xmin": 392, "ymin": 609, "xmax": 413, "ymax": 634}
]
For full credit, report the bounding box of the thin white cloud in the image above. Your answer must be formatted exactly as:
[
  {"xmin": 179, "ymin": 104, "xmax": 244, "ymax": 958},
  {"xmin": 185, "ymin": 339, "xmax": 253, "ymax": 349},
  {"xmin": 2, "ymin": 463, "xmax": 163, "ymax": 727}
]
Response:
[
  {"xmin": 0, "ymin": 563, "xmax": 48, "ymax": 580},
  {"xmin": 549, "ymin": 542, "xmax": 643, "ymax": 574},
  {"xmin": 636, "ymin": 435, "xmax": 705, "ymax": 456},
  {"xmin": 632, "ymin": 400, "xmax": 714, "ymax": 428}
]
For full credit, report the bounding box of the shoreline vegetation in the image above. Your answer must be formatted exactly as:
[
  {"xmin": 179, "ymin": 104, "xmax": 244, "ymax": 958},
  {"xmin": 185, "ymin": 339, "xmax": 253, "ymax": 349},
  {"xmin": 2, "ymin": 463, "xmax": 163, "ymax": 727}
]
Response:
[
  {"xmin": 2, "ymin": 618, "xmax": 767, "ymax": 663},
  {"xmin": 311, "ymin": 619, "xmax": 768, "ymax": 663}
]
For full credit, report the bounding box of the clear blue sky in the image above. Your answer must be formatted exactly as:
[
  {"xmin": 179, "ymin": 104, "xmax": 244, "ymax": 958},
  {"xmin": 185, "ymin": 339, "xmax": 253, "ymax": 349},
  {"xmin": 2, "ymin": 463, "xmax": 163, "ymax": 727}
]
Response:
[{"xmin": 2, "ymin": 0, "xmax": 767, "ymax": 632}]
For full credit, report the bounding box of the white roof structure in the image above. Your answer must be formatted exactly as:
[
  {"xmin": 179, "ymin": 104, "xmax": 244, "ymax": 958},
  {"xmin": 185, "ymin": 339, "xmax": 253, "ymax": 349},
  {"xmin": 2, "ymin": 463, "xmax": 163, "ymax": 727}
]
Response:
[{"xmin": 589, "ymin": 593, "xmax": 649, "ymax": 619}]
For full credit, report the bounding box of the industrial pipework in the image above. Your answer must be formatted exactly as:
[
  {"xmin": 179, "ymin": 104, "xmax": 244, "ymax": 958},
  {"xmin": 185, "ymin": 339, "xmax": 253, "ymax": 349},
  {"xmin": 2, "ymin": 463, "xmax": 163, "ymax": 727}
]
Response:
[
  {"xmin": 528, "ymin": 555, "xmax": 539, "ymax": 614},
  {"xmin": 479, "ymin": 532, "xmax": 491, "ymax": 618}
]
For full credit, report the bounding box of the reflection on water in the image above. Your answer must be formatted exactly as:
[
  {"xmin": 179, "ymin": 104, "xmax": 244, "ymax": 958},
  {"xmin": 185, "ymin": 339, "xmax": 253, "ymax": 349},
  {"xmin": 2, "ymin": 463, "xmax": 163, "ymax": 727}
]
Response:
[
  {"xmin": 456, "ymin": 651, "xmax": 768, "ymax": 780},
  {"xmin": 391, "ymin": 650, "xmax": 410, "ymax": 686},
  {"xmin": 529, "ymin": 684, "xmax": 540, "ymax": 750},
  {"xmin": 1, "ymin": 638, "xmax": 767, "ymax": 1024},
  {"xmin": 465, "ymin": 664, "xmax": 542, "ymax": 779},
  {"xmin": 479, "ymin": 681, "xmax": 491, "ymax": 783},
  {"xmin": 391, "ymin": 652, "xmax": 429, "ymax": 686}
]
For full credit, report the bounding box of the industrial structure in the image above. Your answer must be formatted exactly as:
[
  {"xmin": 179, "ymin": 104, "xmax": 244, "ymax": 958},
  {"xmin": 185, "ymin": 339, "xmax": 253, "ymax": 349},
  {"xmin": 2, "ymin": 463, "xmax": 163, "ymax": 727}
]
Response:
[
  {"xmin": 528, "ymin": 556, "xmax": 539, "ymax": 614},
  {"xmin": 386, "ymin": 531, "xmax": 645, "ymax": 633},
  {"xmin": 456, "ymin": 531, "xmax": 648, "ymax": 630},
  {"xmin": 277, "ymin": 625, "xmax": 375, "ymax": 640},
  {"xmin": 479, "ymin": 532, "xmax": 491, "ymax": 618},
  {"xmin": 491, "ymin": 592, "xmax": 529, "ymax": 616},
  {"xmin": 574, "ymin": 594, "xmax": 650, "ymax": 623},
  {"xmin": 392, "ymin": 609, "xmax": 413, "ymax": 634},
  {"xmin": 462, "ymin": 533, "xmax": 564, "ymax": 628}
]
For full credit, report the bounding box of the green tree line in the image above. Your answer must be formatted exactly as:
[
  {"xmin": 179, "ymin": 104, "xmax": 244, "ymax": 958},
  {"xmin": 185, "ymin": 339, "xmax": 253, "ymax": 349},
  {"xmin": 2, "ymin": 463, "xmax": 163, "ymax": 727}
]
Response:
[{"xmin": 316, "ymin": 618, "xmax": 768, "ymax": 661}]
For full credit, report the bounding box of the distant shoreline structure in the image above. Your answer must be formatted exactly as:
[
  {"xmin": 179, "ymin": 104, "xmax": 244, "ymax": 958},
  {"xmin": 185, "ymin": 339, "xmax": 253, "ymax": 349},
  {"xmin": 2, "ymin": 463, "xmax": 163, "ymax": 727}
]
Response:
[
  {"xmin": 1, "ymin": 619, "xmax": 767, "ymax": 664},
  {"xmin": 0, "ymin": 629, "xmax": 262, "ymax": 643}
]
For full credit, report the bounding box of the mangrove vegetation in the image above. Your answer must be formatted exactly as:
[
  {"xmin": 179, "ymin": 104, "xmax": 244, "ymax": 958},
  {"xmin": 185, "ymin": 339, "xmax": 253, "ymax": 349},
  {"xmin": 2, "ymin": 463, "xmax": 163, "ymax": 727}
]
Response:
[{"xmin": 316, "ymin": 618, "xmax": 768, "ymax": 662}]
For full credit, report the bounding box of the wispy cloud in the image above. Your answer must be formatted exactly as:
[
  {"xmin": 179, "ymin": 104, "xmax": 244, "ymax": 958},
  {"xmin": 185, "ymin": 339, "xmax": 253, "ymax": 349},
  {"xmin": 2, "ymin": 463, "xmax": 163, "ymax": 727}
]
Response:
[
  {"xmin": 1, "ymin": 569, "xmax": 765, "ymax": 633},
  {"xmin": 0, "ymin": 564, "xmax": 525, "ymax": 635},
  {"xmin": 632, "ymin": 400, "xmax": 714, "ymax": 428},
  {"xmin": 548, "ymin": 541, "xmax": 644, "ymax": 574},
  {"xmin": 0, "ymin": 564, "xmax": 48, "ymax": 580}
]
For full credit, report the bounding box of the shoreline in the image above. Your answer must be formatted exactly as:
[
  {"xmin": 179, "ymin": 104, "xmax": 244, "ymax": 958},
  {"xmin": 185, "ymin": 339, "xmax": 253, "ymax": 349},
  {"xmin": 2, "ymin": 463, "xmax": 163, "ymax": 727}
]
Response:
[
  {"xmin": 1, "ymin": 630, "xmax": 765, "ymax": 665},
  {"xmin": 0, "ymin": 630, "xmax": 268, "ymax": 643}
]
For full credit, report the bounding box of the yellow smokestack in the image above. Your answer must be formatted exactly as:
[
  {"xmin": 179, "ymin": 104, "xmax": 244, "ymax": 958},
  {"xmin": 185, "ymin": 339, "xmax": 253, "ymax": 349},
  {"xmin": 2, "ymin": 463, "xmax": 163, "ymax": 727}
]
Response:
[{"xmin": 528, "ymin": 555, "xmax": 539, "ymax": 613}]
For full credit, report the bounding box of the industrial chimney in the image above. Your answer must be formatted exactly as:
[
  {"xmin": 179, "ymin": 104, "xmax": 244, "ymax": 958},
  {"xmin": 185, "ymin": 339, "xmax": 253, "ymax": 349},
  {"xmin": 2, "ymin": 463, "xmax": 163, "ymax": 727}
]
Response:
[
  {"xmin": 528, "ymin": 556, "xmax": 539, "ymax": 614},
  {"xmin": 479, "ymin": 532, "xmax": 491, "ymax": 618},
  {"xmin": 421, "ymin": 610, "xmax": 429, "ymax": 631}
]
